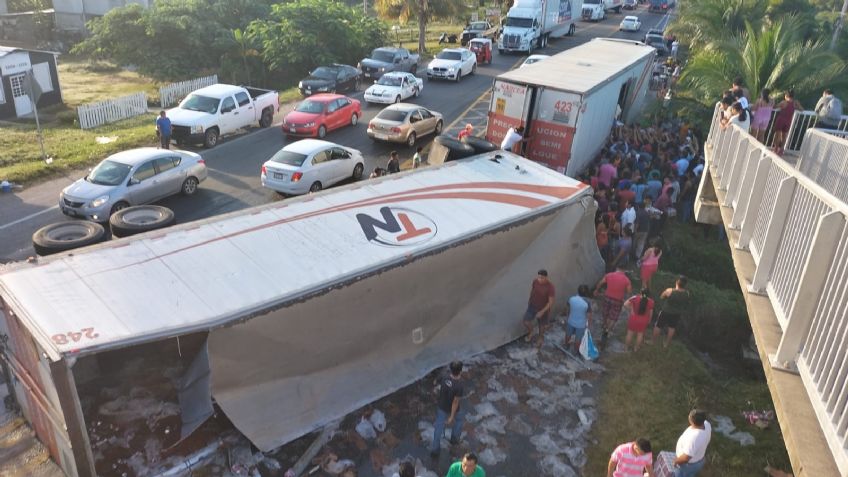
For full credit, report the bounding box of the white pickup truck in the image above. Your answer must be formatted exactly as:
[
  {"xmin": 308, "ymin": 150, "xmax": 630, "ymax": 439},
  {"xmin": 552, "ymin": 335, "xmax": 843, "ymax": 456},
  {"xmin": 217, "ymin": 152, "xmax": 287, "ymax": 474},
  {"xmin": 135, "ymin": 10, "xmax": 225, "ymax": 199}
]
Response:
[{"xmin": 168, "ymin": 84, "xmax": 279, "ymax": 148}]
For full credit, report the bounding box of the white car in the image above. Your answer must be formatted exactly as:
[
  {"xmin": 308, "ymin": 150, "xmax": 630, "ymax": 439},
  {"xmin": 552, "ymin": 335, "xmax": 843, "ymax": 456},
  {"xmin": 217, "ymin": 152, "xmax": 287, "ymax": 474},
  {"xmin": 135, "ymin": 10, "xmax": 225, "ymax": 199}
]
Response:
[
  {"xmin": 427, "ymin": 48, "xmax": 477, "ymax": 82},
  {"xmin": 261, "ymin": 139, "xmax": 365, "ymax": 195},
  {"xmin": 364, "ymin": 72, "xmax": 424, "ymax": 105},
  {"xmin": 620, "ymin": 16, "xmax": 642, "ymax": 32},
  {"xmin": 520, "ymin": 54, "xmax": 551, "ymax": 68}
]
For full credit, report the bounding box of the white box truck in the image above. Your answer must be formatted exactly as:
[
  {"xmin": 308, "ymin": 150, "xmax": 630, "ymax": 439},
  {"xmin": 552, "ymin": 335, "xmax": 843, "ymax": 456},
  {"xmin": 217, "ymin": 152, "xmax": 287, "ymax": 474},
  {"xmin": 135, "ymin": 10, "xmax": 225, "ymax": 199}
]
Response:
[
  {"xmin": 486, "ymin": 38, "xmax": 655, "ymax": 176},
  {"xmin": 582, "ymin": 0, "xmax": 623, "ymax": 21},
  {"xmin": 497, "ymin": 0, "xmax": 582, "ymax": 54}
]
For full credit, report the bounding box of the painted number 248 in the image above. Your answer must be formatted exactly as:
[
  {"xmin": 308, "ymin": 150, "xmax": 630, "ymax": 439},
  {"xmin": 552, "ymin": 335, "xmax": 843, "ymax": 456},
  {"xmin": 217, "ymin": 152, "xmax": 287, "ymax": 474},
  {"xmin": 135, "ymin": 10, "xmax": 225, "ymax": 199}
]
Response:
[{"xmin": 52, "ymin": 328, "xmax": 98, "ymax": 345}]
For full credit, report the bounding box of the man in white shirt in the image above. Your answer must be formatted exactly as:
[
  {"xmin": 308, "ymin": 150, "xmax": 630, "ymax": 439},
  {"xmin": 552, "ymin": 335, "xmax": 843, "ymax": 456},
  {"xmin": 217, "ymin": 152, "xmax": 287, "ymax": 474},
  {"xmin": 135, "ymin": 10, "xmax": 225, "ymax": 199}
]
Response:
[
  {"xmin": 501, "ymin": 125, "xmax": 529, "ymax": 153},
  {"xmin": 621, "ymin": 200, "xmax": 636, "ymax": 231},
  {"xmin": 673, "ymin": 410, "xmax": 712, "ymax": 477}
]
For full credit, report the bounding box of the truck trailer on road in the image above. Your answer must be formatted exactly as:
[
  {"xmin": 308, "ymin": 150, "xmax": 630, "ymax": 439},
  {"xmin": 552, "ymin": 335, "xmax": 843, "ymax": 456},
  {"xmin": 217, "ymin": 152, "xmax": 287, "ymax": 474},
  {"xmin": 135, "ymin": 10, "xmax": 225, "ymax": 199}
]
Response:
[
  {"xmin": 486, "ymin": 38, "xmax": 655, "ymax": 176},
  {"xmin": 497, "ymin": 0, "xmax": 581, "ymax": 54},
  {"xmin": 0, "ymin": 152, "xmax": 603, "ymax": 476}
]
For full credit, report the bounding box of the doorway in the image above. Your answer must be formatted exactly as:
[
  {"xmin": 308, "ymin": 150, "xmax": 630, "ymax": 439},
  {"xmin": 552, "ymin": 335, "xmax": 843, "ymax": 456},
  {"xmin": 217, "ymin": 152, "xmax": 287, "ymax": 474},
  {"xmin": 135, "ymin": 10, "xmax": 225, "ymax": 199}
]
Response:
[{"xmin": 9, "ymin": 73, "xmax": 32, "ymax": 117}]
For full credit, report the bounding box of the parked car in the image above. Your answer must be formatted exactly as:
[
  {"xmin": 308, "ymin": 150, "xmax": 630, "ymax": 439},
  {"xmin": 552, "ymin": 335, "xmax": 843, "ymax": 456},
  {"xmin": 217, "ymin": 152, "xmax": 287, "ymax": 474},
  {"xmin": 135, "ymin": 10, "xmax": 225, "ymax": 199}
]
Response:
[
  {"xmin": 358, "ymin": 47, "xmax": 420, "ymax": 80},
  {"xmin": 427, "ymin": 48, "xmax": 477, "ymax": 82},
  {"xmin": 623, "ymin": 0, "xmax": 637, "ymax": 9},
  {"xmin": 260, "ymin": 139, "xmax": 365, "ymax": 195},
  {"xmin": 59, "ymin": 148, "xmax": 207, "ymax": 222},
  {"xmin": 620, "ymin": 16, "xmax": 642, "ymax": 31},
  {"xmin": 168, "ymin": 84, "xmax": 279, "ymax": 148},
  {"xmin": 520, "ymin": 54, "xmax": 551, "ymax": 68},
  {"xmin": 644, "ymin": 29, "xmax": 664, "ymax": 42},
  {"xmin": 367, "ymin": 103, "xmax": 444, "ymax": 147},
  {"xmin": 282, "ymin": 94, "xmax": 361, "ymax": 139},
  {"xmin": 364, "ymin": 72, "xmax": 424, "ymax": 105},
  {"xmin": 461, "ymin": 20, "xmax": 498, "ymax": 45},
  {"xmin": 298, "ymin": 64, "xmax": 362, "ymax": 96},
  {"xmin": 645, "ymin": 35, "xmax": 668, "ymax": 55}
]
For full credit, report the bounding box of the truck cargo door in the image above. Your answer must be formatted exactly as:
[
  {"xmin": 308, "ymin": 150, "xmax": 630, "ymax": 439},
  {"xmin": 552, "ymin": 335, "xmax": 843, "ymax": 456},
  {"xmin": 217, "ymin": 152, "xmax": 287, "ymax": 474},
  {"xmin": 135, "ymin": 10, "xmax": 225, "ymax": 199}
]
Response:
[
  {"xmin": 525, "ymin": 88, "xmax": 581, "ymax": 174},
  {"xmin": 486, "ymin": 80, "xmax": 532, "ymax": 146}
]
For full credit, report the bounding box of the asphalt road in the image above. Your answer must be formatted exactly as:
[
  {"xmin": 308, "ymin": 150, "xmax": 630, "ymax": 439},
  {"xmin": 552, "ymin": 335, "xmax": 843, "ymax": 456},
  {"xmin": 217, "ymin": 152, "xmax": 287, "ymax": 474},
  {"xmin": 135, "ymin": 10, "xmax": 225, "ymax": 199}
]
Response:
[{"xmin": 0, "ymin": 7, "xmax": 672, "ymax": 262}]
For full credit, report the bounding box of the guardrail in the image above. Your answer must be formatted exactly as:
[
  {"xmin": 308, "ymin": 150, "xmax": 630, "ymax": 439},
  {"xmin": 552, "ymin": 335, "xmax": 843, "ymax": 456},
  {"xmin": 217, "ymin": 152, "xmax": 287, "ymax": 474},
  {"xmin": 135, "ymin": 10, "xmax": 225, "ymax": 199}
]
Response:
[
  {"xmin": 796, "ymin": 129, "xmax": 848, "ymax": 204},
  {"xmin": 758, "ymin": 108, "xmax": 848, "ymax": 153},
  {"xmin": 704, "ymin": 107, "xmax": 848, "ymax": 475},
  {"xmin": 76, "ymin": 92, "xmax": 148, "ymax": 129},
  {"xmin": 159, "ymin": 74, "xmax": 218, "ymax": 109}
]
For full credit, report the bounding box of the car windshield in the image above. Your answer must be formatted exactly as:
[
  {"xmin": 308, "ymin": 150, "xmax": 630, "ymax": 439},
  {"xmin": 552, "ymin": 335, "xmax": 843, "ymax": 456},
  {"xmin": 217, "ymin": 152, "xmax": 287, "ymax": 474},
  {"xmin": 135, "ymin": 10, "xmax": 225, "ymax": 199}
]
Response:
[
  {"xmin": 647, "ymin": 37, "xmax": 664, "ymax": 46},
  {"xmin": 371, "ymin": 49, "xmax": 396, "ymax": 63},
  {"xmin": 295, "ymin": 100, "xmax": 325, "ymax": 113},
  {"xmin": 625, "ymin": 17, "xmax": 637, "ymax": 21},
  {"xmin": 377, "ymin": 109, "xmax": 408, "ymax": 122},
  {"xmin": 270, "ymin": 150, "xmax": 308, "ymax": 167},
  {"xmin": 505, "ymin": 17, "xmax": 533, "ymax": 27},
  {"xmin": 436, "ymin": 51, "xmax": 462, "ymax": 60},
  {"xmin": 311, "ymin": 67, "xmax": 337, "ymax": 80},
  {"xmin": 470, "ymin": 22, "xmax": 488, "ymax": 30},
  {"xmin": 179, "ymin": 94, "xmax": 220, "ymax": 114},
  {"xmin": 377, "ymin": 76, "xmax": 403, "ymax": 87},
  {"xmin": 87, "ymin": 159, "xmax": 132, "ymax": 186}
]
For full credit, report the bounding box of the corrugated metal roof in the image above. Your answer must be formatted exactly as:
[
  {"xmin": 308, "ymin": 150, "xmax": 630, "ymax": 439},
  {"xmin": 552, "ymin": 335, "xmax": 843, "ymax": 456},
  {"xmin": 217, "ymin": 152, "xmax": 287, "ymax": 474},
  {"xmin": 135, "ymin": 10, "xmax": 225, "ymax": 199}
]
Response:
[
  {"xmin": 0, "ymin": 45, "xmax": 60, "ymax": 57},
  {"xmin": 497, "ymin": 38, "xmax": 655, "ymax": 95},
  {"xmin": 0, "ymin": 152, "xmax": 590, "ymax": 359}
]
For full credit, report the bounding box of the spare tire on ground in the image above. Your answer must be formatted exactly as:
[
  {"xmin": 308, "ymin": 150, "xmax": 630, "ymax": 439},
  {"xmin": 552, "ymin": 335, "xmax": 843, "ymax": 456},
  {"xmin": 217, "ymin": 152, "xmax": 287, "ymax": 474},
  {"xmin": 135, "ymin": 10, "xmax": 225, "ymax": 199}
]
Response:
[
  {"xmin": 110, "ymin": 205, "xmax": 176, "ymax": 238},
  {"xmin": 461, "ymin": 135, "xmax": 501, "ymax": 154},
  {"xmin": 32, "ymin": 221, "xmax": 106, "ymax": 256},
  {"xmin": 429, "ymin": 135, "xmax": 477, "ymax": 166}
]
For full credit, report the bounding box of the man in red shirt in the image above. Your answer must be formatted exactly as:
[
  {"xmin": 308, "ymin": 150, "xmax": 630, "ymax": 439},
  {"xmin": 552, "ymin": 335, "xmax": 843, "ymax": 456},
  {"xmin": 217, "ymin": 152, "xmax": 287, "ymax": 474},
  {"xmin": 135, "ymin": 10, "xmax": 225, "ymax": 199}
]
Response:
[
  {"xmin": 594, "ymin": 265, "xmax": 632, "ymax": 343},
  {"xmin": 523, "ymin": 269, "xmax": 555, "ymax": 349}
]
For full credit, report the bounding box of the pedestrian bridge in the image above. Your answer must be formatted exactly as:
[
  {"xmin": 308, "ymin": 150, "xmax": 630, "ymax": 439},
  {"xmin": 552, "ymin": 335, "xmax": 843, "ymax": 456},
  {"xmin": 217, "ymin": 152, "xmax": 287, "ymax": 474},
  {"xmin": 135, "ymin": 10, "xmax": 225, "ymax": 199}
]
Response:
[{"xmin": 695, "ymin": 107, "xmax": 848, "ymax": 477}]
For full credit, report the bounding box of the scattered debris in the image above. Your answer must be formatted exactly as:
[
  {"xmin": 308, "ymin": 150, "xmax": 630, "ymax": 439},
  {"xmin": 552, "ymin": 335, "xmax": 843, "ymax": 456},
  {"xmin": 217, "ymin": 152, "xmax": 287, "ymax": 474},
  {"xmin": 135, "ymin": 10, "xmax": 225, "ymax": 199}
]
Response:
[
  {"xmin": 95, "ymin": 136, "xmax": 119, "ymax": 144},
  {"xmin": 713, "ymin": 415, "xmax": 755, "ymax": 446}
]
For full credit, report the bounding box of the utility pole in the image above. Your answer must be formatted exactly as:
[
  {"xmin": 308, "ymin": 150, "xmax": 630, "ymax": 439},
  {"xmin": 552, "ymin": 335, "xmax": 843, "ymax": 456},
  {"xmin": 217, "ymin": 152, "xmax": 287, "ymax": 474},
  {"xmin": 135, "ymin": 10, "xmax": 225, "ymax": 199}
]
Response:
[{"xmin": 832, "ymin": 0, "xmax": 848, "ymax": 50}]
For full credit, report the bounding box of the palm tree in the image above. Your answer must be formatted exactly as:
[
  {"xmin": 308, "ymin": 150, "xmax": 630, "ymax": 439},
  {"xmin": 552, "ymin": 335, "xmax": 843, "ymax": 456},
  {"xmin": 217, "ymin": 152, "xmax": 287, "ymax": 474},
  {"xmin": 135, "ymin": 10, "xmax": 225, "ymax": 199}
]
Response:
[
  {"xmin": 230, "ymin": 28, "xmax": 259, "ymax": 84},
  {"xmin": 679, "ymin": 17, "xmax": 847, "ymax": 106},
  {"xmin": 373, "ymin": 0, "xmax": 464, "ymax": 54},
  {"xmin": 667, "ymin": 0, "xmax": 767, "ymax": 51}
]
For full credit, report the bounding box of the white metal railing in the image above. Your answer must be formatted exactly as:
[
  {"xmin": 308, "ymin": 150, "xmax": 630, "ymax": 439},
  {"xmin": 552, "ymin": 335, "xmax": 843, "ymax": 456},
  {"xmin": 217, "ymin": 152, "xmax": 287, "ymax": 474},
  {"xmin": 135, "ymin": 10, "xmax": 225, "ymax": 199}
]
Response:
[
  {"xmin": 76, "ymin": 92, "xmax": 148, "ymax": 129},
  {"xmin": 159, "ymin": 74, "xmax": 218, "ymax": 109},
  {"xmin": 797, "ymin": 129, "xmax": 848, "ymax": 203},
  {"xmin": 703, "ymin": 107, "xmax": 848, "ymax": 475},
  {"xmin": 781, "ymin": 110, "xmax": 848, "ymax": 153}
]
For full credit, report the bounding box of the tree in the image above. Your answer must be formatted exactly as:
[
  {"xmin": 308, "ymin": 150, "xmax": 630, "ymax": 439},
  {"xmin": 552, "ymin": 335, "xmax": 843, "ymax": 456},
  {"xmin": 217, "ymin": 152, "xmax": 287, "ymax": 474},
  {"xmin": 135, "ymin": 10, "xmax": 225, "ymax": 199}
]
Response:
[
  {"xmin": 247, "ymin": 0, "xmax": 386, "ymax": 78},
  {"xmin": 667, "ymin": 0, "xmax": 767, "ymax": 51},
  {"xmin": 373, "ymin": 0, "xmax": 465, "ymax": 54},
  {"xmin": 679, "ymin": 17, "xmax": 847, "ymax": 107}
]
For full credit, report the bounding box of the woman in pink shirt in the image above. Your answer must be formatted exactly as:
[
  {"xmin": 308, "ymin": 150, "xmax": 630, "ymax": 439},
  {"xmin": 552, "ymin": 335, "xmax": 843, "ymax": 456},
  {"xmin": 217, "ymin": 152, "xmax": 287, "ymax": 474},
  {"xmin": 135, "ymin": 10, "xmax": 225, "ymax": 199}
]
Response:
[
  {"xmin": 640, "ymin": 241, "xmax": 662, "ymax": 290},
  {"xmin": 594, "ymin": 265, "xmax": 633, "ymax": 343},
  {"xmin": 623, "ymin": 288, "xmax": 654, "ymax": 352}
]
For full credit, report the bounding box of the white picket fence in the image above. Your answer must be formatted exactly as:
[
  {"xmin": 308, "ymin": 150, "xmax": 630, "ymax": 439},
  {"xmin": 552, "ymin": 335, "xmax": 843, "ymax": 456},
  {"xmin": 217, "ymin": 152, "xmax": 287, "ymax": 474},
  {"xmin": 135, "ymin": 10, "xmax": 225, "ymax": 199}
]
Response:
[
  {"xmin": 159, "ymin": 74, "xmax": 218, "ymax": 109},
  {"xmin": 77, "ymin": 92, "xmax": 149, "ymax": 129}
]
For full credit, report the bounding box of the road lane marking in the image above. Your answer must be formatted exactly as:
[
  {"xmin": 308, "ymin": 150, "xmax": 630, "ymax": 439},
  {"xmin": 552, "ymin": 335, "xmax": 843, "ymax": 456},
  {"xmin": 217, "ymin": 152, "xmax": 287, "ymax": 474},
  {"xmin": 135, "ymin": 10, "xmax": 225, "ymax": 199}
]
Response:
[{"xmin": 0, "ymin": 205, "xmax": 59, "ymax": 231}]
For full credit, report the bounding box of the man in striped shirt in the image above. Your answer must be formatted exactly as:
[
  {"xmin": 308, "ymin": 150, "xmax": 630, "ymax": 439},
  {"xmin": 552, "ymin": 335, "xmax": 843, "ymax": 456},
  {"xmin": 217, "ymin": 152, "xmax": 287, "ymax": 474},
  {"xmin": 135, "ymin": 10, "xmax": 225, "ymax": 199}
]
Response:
[{"xmin": 608, "ymin": 438, "xmax": 654, "ymax": 477}]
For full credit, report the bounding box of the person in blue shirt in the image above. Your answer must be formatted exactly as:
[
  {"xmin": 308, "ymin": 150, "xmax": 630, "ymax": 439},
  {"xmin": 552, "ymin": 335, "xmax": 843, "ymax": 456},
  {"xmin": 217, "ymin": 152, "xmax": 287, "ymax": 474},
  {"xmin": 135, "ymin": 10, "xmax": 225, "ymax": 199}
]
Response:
[
  {"xmin": 646, "ymin": 171, "xmax": 663, "ymax": 202},
  {"xmin": 563, "ymin": 285, "xmax": 593, "ymax": 353},
  {"xmin": 156, "ymin": 110, "xmax": 172, "ymax": 150},
  {"xmin": 633, "ymin": 177, "xmax": 648, "ymax": 205}
]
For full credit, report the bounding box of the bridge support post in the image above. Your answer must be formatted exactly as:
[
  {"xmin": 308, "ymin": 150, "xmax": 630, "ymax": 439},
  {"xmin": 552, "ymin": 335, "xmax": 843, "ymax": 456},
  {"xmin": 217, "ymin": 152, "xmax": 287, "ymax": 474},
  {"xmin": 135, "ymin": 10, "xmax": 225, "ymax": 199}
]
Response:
[
  {"xmin": 736, "ymin": 155, "xmax": 772, "ymax": 249},
  {"xmin": 771, "ymin": 211, "xmax": 846, "ymax": 371},
  {"xmin": 748, "ymin": 176, "xmax": 797, "ymax": 294}
]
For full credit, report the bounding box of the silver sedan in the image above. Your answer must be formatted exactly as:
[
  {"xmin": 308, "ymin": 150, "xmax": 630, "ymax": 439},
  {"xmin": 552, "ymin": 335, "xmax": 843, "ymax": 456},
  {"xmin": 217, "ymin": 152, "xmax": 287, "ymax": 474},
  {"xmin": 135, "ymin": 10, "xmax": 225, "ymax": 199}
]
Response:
[{"xmin": 59, "ymin": 148, "xmax": 208, "ymax": 222}]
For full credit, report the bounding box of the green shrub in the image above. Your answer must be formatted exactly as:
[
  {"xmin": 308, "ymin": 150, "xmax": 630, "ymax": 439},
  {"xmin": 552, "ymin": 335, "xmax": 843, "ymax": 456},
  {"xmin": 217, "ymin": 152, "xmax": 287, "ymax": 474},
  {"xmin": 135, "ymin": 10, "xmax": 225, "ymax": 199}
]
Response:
[
  {"xmin": 660, "ymin": 222, "xmax": 739, "ymax": 290},
  {"xmin": 55, "ymin": 110, "xmax": 78, "ymax": 126}
]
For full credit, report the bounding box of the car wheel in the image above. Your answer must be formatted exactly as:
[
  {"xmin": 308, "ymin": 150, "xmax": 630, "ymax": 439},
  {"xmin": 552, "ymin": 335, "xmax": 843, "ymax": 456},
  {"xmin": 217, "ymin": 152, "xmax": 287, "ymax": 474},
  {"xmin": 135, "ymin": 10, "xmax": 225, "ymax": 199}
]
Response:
[
  {"xmin": 395, "ymin": 95, "xmax": 402, "ymax": 104},
  {"xmin": 434, "ymin": 120, "xmax": 443, "ymax": 135},
  {"xmin": 32, "ymin": 221, "xmax": 107, "ymax": 256},
  {"xmin": 407, "ymin": 132, "xmax": 417, "ymax": 147},
  {"xmin": 109, "ymin": 205, "xmax": 176, "ymax": 238},
  {"xmin": 309, "ymin": 182, "xmax": 322, "ymax": 193},
  {"xmin": 455, "ymin": 71, "xmax": 461, "ymax": 82},
  {"xmin": 110, "ymin": 201, "xmax": 130, "ymax": 216},
  {"xmin": 471, "ymin": 63, "xmax": 477, "ymax": 75},
  {"xmin": 350, "ymin": 113, "xmax": 359, "ymax": 126},
  {"xmin": 259, "ymin": 109, "xmax": 273, "ymax": 128},
  {"xmin": 414, "ymin": 87, "xmax": 420, "ymax": 97},
  {"xmin": 570, "ymin": 24, "xmax": 576, "ymax": 35},
  {"xmin": 352, "ymin": 163, "xmax": 364, "ymax": 180},
  {"xmin": 317, "ymin": 125, "xmax": 327, "ymax": 138},
  {"xmin": 204, "ymin": 128, "xmax": 219, "ymax": 148},
  {"xmin": 181, "ymin": 176, "xmax": 199, "ymax": 195}
]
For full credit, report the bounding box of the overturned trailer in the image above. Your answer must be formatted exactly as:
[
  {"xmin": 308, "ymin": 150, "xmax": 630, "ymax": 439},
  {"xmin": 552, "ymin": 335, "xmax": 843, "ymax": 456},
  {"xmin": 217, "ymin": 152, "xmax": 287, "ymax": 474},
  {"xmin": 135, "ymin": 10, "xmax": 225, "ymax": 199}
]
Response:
[{"xmin": 0, "ymin": 151, "xmax": 604, "ymax": 476}]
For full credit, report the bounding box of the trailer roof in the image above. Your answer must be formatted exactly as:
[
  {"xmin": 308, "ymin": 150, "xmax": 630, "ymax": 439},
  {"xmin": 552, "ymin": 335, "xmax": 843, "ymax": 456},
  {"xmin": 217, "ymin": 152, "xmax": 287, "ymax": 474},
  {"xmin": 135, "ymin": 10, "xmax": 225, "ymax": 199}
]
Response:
[
  {"xmin": 0, "ymin": 153, "xmax": 590, "ymax": 359},
  {"xmin": 497, "ymin": 38, "xmax": 656, "ymax": 95}
]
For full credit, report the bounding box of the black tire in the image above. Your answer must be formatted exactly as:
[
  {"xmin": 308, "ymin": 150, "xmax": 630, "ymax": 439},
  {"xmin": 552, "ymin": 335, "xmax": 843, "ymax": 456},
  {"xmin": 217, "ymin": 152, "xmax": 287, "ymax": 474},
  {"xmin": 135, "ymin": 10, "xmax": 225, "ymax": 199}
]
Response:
[
  {"xmin": 570, "ymin": 24, "xmax": 576, "ymax": 35},
  {"xmin": 394, "ymin": 95, "xmax": 402, "ymax": 104},
  {"xmin": 317, "ymin": 125, "xmax": 327, "ymax": 138},
  {"xmin": 498, "ymin": 49, "xmax": 505, "ymax": 54},
  {"xmin": 407, "ymin": 131, "xmax": 417, "ymax": 147},
  {"xmin": 433, "ymin": 135, "xmax": 476, "ymax": 162},
  {"xmin": 471, "ymin": 63, "xmax": 477, "ymax": 75},
  {"xmin": 32, "ymin": 221, "xmax": 107, "ymax": 256},
  {"xmin": 351, "ymin": 113, "xmax": 359, "ymax": 126},
  {"xmin": 204, "ymin": 128, "xmax": 219, "ymax": 148},
  {"xmin": 110, "ymin": 201, "xmax": 130, "ymax": 217},
  {"xmin": 461, "ymin": 136, "xmax": 501, "ymax": 153},
  {"xmin": 434, "ymin": 120, "xmax": 444, "ymax": 135},
  {"xmin": 352, "ymin": 163, "xmax": 364, "ymax": 180},
  {"xmin": 109, "ymin": 205, "xmax": 176, "ymax": 238},
  {"xmin": 181, "ymin": 176, "xmax": 199, "ymax": 195},
  {"xmin": 259, "ymin": 109, "xmax": 273, "ymax": 128},
  {"xmin": 414, "ymin": 87, "xmax": 420, "ymax": 97},
  {"xmin": 309, "ymin": 182, "xmax": 322, "ymax": 193}
]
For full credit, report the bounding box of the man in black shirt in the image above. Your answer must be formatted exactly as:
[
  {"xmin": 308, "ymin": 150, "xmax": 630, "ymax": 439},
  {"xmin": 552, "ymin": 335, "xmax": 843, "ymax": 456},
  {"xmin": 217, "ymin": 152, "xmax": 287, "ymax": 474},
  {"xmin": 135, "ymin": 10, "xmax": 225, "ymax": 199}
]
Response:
[
  {"xmin": 430, "ymin": 361, "xmax": 465, "ymax": 457},
  {"xmin": 387, "ymin": 151, "xmax": 401, "ymax": 174}
]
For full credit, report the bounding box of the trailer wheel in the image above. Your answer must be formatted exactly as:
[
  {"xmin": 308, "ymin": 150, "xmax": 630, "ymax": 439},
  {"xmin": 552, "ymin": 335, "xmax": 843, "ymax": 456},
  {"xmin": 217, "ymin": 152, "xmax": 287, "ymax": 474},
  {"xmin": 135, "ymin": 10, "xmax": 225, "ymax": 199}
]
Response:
[
  {"xmin": 110, "ymin": 205, "xmax": 176, "ymax": 238},
  {"xmin": 461, "ymin": 136, "xmax": 501, "ymax": 154},
  {"xmin": 32, "ymin": 221, "xmax": 107, "ymax": 256},
  {"xmin": 569, "ymin": 24, "xmax": 576, "ymax": 35}
]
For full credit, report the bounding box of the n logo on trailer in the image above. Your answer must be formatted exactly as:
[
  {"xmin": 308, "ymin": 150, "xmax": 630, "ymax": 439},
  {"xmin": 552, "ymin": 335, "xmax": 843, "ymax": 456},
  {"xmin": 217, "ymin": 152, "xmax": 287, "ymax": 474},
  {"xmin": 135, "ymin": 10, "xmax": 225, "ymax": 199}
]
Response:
[{"xmin": 356, "ymin": 206, "xmax": 438, "ymax": 247}]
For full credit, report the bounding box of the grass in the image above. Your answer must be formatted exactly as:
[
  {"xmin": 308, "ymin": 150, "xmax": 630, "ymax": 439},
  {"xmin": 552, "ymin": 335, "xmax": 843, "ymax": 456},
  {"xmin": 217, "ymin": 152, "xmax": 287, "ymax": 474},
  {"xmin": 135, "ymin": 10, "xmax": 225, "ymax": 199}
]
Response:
[
  {"xmin": 584, "ymin": 341, "xmax": 792, "ymax": 476},
  {"xmin": 57, "ymin": 59, "xmax": 161, "ymax": 107},
  {"xmin": 390, "ymin": 22, "xmax": 468, "ymax": 60}
]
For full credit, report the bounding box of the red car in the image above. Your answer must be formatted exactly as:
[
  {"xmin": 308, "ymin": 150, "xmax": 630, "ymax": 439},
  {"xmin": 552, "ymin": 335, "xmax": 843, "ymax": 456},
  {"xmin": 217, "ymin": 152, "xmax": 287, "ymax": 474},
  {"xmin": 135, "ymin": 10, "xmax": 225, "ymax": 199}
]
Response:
[{"xmin": 282, "ymin": 94, "xmax": 362, "ymax": 139}]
